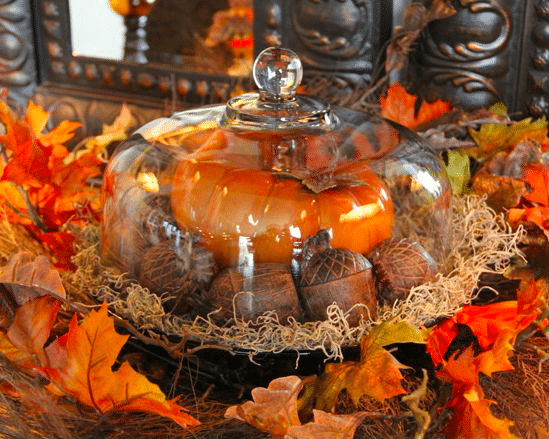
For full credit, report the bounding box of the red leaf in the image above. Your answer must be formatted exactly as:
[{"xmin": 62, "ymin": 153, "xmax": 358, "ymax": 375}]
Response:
[
  {"xmin": 35, "ymin": 231, "xmax": 76, "ymax": 271},
  {"xmin": 1, "ymin": 138, "xmax": 52, "ymax": 187}
]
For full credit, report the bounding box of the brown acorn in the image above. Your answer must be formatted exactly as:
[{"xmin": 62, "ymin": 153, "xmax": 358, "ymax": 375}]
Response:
[
  {"xmin": 367, "ymin": 238, "xmax": 438, "ymax": 306},
  {"xmin": 203, "ymin": 263, "xmax": 302, "ymax": 324},
  {"xmin": 299, "ymin": 231, "xmax": 377, "ymax": 325},
  {"xmin": 138, "ymin": 241, "xmax": 216, "ymax": 315}
]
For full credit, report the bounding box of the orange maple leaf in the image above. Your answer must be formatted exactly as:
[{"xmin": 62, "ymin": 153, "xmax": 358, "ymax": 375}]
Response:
[
  {"xmin": 522, "ymin": 164, "xmax": 548, "ymax": 206},
  {"xmin": 0, "ymin": 99, "xmax": 104, "ymax": 267},
  {"xmin": 427, "ymin": 301, "xmax": 540, "ymax": 365},
  {"xmin": 0, "ymin": 284, "xmax": 199, "ymax": 429},
  {"xmin": 438, "ymin": 347, "xmax": 516, "ymax": 439},
  {"xmin": 507, "ymin": 206, "xmax": 549, "ymax": 230},
  {"xmin": 42, "ymin": 303, "xmax": 199, "ymax": 428},
  {"xmin": 426, "ymin": 292, "xmax": 549, "ymax": 439},
  {"xmin": 379, "ymin": 82, "xmax": 451, "ymax": 131}
]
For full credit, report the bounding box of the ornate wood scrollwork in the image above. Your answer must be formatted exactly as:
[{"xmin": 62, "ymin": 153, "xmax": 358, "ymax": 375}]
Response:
[
  {"xmin": 0, "ymin": 0, "xmax": 38, "ymax": 101},
  {"xmin": 255, "ymin": 0, "xmax": 392, "ymax": 97},
  {"xmin": 409, "ymin": 0, "xmax": 516, "ymax": 110},
  {"xmin": 527, "ymin": 0, "xmax": 549, "ymax": 116}
]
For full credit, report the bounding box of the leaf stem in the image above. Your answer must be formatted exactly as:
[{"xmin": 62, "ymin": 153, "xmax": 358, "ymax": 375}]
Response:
[
  {"xmin": 18, "ymin": 186, "xmax": 54, "ymax": 233},
  {"xmin": 402, "ymin": 369, "xmax": 431, "ymax": 439}
]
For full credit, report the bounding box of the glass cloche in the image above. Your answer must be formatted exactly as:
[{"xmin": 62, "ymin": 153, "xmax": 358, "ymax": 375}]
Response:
[{"xmin": 101, "ymin": 48, "xmax": 451, "ymax": 325}]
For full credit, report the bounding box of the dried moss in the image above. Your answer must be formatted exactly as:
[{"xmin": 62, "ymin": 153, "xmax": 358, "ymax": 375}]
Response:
[{"xmin": 65, "ymin": 195, "xmax": 524, "ymax": 361}]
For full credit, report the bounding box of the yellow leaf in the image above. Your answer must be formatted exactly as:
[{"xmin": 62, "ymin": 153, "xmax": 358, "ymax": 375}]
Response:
[
  {"xmin": 298, "ymin": 321, "xmax": 422, "ymax": 413},
  {"xmin": 467, "ymin": 117, "xmax": 548, "ymax": 161},
  {"xmin": 39, "ymin": 120, "xmax": 82, "ymax": 149},
  {"xmin": 102, "ymin": 103, "xmax": 133, "ymax": 135},
  {"xmin": 364, "ymin": 319, "xmax": 428, "ymax": 352},
  {"xmin": 475, "ymin": 330, "xmax": 515, "ymax": 377},
  {"xmin": 25, "ymin": 101, "xmax": 49, "ymax": 136}
]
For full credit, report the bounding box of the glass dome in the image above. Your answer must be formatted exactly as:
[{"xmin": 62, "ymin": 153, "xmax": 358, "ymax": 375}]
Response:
[{"xmin": 101, "ymin": 47, "xmax": 451, "ymax": 325}]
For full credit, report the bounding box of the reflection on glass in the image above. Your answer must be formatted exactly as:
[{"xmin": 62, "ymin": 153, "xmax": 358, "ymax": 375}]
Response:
[
  {"xmin": 68, "ymin": 0, "xmax": 254, "ymax": 75},
  {"xmin": 69, "ymin": 0, "xmax": 125, "ymax": 60}
]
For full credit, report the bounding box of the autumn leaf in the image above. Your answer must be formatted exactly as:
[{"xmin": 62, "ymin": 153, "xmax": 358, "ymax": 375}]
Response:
[
  {"xmin": 517, "ymin": 277, "xmax": 548, "ymax": 317},
  {"xmin": 471, "ymin": 173, "xmax": 526, "ymax": 211},
  {"xmin": 445, "ymin": 387, "xmax": 516, "ymax": 438},
  {"xmin": 425, "ymin": 293, "xmax": 549, "ymax": 439},
  {"xmin": 507, "ymin": 206, "xmax": 549, "ymax": 230},
  {"xmin": 225, "ymin": 375, "xmax": 303, "ymax": 437},
  {"xmin": 34, "ymin": 231, "xmax": 76, "ymax": 270},
  {"xmin": 467, "ymin": 116, "xmax": 548, "ymax": 162},
  {"xmin": 1, "ymin": 130, "xmax": 52, "ymax": 187},
  {"xmin": 438, "ymin": 348, "xmax": 516, "ymax": 439},
  {"xmin": 41, "ymin": 303, "xmax": 199, "ymax": 428},
  {"xmin": 25, "ymin": 101, "xmax": 49, "ymax": 135},
  {"xmin": 0, "ymin": 251, "xmax": 66, "ymax": 328},
  {"xmin": 226, "ymin": 376, "xmax": 377, "ymax": 439},
  {"xmin": 0, "ymin": 99, "xmax": 121, "ymax": 266},
  {"xmin": 427, "ymin": 301, "xmax": 540, "ymax": 366},
  {"xmin": 379, "ymin": 82, "xmax": 451, "ymax": 131},
  {"xmin": 0, "ymin": 291, "xmax": 199, "ymax": 429},
  {"xmin": 285, "ymin": 410, "xmax": 370, "ymax": 439},
  {"xmin": 505, "ymin": 163, "xmax": 548, "ymax": 230},
  {"xmin": 2, "ymin": 295, "xmax": 62, "ymax": 366},
  {"xmin": 299, "ymin": 320, "xmax": 425, "ymax": 414},
  {"xmin": 65, "ymin": 103, "xmax": 133, "ymax": 163},
  {"xmin": 522, "ymin": 164, "xmax": 548, "ymax": 206},
  {"xmin": 445, "ymin": 150, "xmax": 471, "ymax": 196}
]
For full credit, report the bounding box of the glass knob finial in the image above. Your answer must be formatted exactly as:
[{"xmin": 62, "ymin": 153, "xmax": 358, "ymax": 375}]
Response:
[{"xmin": 253, "ymin": 47, "xmax": 303, "ymax": 100}]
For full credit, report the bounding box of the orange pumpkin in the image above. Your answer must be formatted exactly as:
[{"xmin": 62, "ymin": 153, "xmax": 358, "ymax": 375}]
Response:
[{"xmin": 171, "ymin": 129, "xmax": 394, "ymax": 269}]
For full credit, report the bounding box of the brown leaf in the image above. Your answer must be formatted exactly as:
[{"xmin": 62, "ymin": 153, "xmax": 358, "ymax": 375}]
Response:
[
  {"xmin": 225, "ymin": 375, "xmax": 303, "ymax": 437},
  {"xmin": 4, "ymin": 295, "xmax": 61, "ymax": 365},
  {"xmin": 299, "ymin": 321, "xmax": 424, "ymax": 414},
  {"xmin": 0, "ymin": 251, "xmax": 65, "ymax": 329},
  {"xmin": 471, "ymin": 172, "xmax": 526, "ymax": 211},
  {"xmin": 467, "ymin": 116, "xmax": 548, "ymax": 162},
  {"xmin": 385, "ymin": 0, "xmax": 456, "ymax": 73},
  {"xmin": 286, "ymin": 410, "xmax": 370, "ymax": 439}
]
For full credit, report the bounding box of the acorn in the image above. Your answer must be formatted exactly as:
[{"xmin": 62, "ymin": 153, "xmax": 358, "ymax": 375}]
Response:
[
  {"xmin": 203, "ymin": 263, "xmax": 302, "ymax": 324},
  {"xmin": 367, "ymin": 238, "xmax": 438, "ymax": 306},
  {"xmin": 298, "ymin": 231, "xmax": 377, "ymax": 325},
  {"xmin": 138, "ymin": 241, "xmax": 217, "ymax": 315}
]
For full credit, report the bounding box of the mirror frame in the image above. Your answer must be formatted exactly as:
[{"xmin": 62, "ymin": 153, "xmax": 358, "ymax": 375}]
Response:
[
  {"xmin": 32, "ymin": 0, "xmax": 255, "ymax": 108},
  {"xmin": 1, "ymin": 0, "xmax": 394, "ymax": 135}
]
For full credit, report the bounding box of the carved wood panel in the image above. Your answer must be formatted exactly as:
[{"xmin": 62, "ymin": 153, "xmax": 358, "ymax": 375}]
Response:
[
  {"xmin": 525, "ymin": 0, "xmax": 549, "ymax": 116},
  {"xmin": 407, "ymin": 0, "xmax": 549, "ymax": 117},
  {"xmin": 255, "ymin": 0, "xmax": 393, "ymax": 96},
  {"xmin": 0, "ymin": 0, "xmax": 38, "ymax": 101}
]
